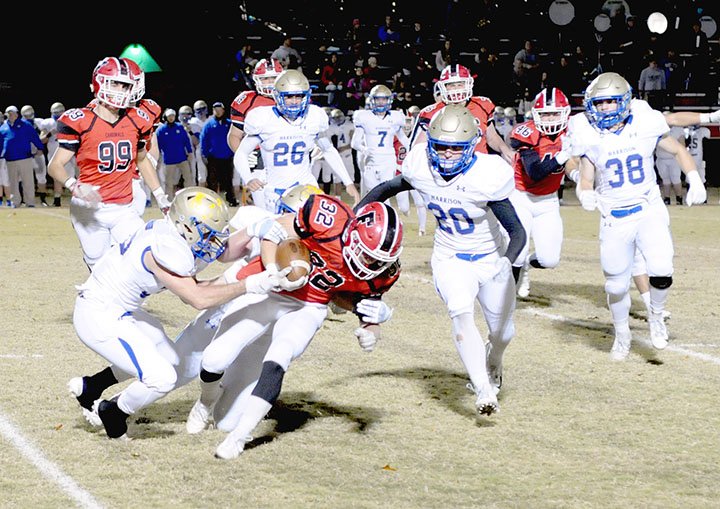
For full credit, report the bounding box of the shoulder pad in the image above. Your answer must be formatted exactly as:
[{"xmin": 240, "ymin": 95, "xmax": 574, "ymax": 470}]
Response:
[
  {"xmin": 229, "ymin": 205, "xmax": 275, "ymax": 231},
  {"xmin": 151, "ymin": 227, "xmax": 195, "ymax": 276}
]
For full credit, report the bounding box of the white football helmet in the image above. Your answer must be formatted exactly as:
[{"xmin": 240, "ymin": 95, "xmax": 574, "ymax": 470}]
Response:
[
  {"xmin": 330, "ymin": 108, "xmax": 345, "ymax": 125},
  {"xmin": 167, "ymin": 187, "xmax": 230, "ymax": 262},
  {"xmin": 436, "ymin": 65, "xmax": 474, "ymax": 104},
  {"xmin": 91, "ymin": 57, "xmax": 135, "ymax": 109},
  {"xmin": 21, "ymin": 105, "xmax": 35, "ymax": 120},
  {"xmin": 193, "ymin": 100, "xmax": 208, "ymax": 117},
  {"xmin": 121, "ymin": 57, "xmax": 145, "ymax": 103},
  {"xmin": 50, "ymin": 102, "xmax": 66, "ymax": 120},
  {"xmin": 531, "ymin": 88, "xmax": 571, "ymax": 135}
]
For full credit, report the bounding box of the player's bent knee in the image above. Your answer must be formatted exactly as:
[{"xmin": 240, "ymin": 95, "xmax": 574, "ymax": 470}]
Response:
[
  {"xmin": 604, "ymin": 278, "xmax": 630, "ymax": 297},
  {"xmin": 649, "ymin": 276, "xmax": 673, "ymax": 289},
  {"xmin": 252, "ymin": 361, "xmax": 285, "ymax": 404},
  {"xmin": 144, "ymin": 364, "xmax": 178, "ymax": 394},
  {"xmin": 200, "ymin": 345, "xmax": 234, "ymax": 375},
  {"xmin": 534, "ymin": 255, "xmax": 560, "ymax": 270}
]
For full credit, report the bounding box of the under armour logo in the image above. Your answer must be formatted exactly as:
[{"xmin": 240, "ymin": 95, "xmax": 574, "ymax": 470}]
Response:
[{"xmin": 457, "ymin": 185, "xmax": 466, "ymax": 192}]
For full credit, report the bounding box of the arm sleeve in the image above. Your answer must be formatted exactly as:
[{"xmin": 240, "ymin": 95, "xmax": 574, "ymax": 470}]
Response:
[
  {"xmin": 510, "ymin": 138, "xmax": 562, "ymax": 181},
  {"xmin": 317, "ymin": 137, "xmax": 353, "ymax": 185},
  {"xmin": 487, "ymin": 198, "xmax": 526, "ymax": 264},
  {"xmin": 350, "ymin": 126, "xmax": 366, "ymax": 152},
  {"xmin": 354, "ymin": 175, "xmax": 413, "ymax": 211},
  {"xmin": 233, "ymin": 134, "xmax": 260, "ymax": 184}
]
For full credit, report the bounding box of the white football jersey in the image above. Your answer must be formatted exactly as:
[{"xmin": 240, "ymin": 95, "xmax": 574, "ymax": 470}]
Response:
[
  {"xmin": 402, "ymin": 144, "xmax": 515, "ymax": 258},
  {"xmin": 244, "ymin": 104, "xmax": 328, "ymax": 188},
  {"xmin": 78, "ymin": 219, "xmax": 205, "ymax": 310},
  {"xmin": 352, "ymin": 109, "xmax": 406, "ymax": 158},
  {"xmin": 685, "ymin": 125, "xmax": 710, "ymax": 158},
  {"xmin": 329, "ymin": 119, "xmax": 354, "ymax": 151},
  {"xmin": 568, "ymin": 99, "xmax": 668, "ymax": 209}
]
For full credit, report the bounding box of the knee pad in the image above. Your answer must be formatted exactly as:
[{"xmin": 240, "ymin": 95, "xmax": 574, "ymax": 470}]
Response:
[
  {"xmin": 604, "ymin": 277, "xmax": 630, "ymax": 298},
  {"xmin": 252, "ymin": 361, "xmax": 285, "ymax": 404},
  {"xmin": 144, "ymin": 362, "xmax": 178, "ymax": 394},
  {"xmin": 649, "ymin": 276, "xmax": 673, "ymax": 289}
]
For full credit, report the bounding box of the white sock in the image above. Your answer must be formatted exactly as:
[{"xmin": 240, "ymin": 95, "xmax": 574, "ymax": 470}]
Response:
[
  {"xmin": 640, "ymin": 291, "xmax": 651, "ymax": 315},
  {"xmin": 451, "ymin": 314, "xmax": 490, "ymax": 392},
  {"xmin": 230, "ymin": 395, "xmax": 272, "ymax": 439}
]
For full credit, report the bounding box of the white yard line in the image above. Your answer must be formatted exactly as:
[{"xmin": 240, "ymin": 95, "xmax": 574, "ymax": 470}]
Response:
[
  {"xmin": 403, "ymin": 272, "xmax": 720, "ymax": 366},
  {"xmin": 0, "ymin": 411, "xmax": 104, "ymax": 509}
]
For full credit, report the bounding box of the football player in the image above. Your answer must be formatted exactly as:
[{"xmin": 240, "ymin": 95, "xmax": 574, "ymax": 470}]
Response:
[
  {"xmin": 67, "ymin": 187, "xmax": 287, "ymax": 439},
  {"xmin": 47, "ymin": 57, "xmax": 166, "ymax": 270},
  {"xmin": 409, "ymin": 64, "xmax": 515, "ymax": 164},
  {"xmin": 569, "ymin": 72, "xmax": 706, "ymax": 360},
  {"xmin": 508, "ymin": 88, "xmax": 574, "ymax": 298},
  {"xmin": 358, "ymin": 104, "xmax": 526, "ymax": 416},
  {"xmin": 189, "ymin": 99, "xmax": 211, "ymax": 187},
  {"xmin": 45, "ymin": 102, "xmax": 80, "ymax": 207},
  {"xmin": 351, "ymin": 84, "xmax": 409, "ymax": 196},
  {"xmin": 184, "ymin": 195, "xmax": 402, "ymax": 459},
  {"xmin": 233, "ymin": 69, "xmax": 360, "ymax": 213},
  {"xmin": 228, "ymin": 58, "xmax": 284, "ymax": 208},
  {"xmin": 20, "ymin": 105, "xmax": 50, "ymax": 206}
]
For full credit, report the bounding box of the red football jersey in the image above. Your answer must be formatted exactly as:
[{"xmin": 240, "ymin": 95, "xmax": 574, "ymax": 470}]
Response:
[
  {"xmin": 510, "ymin": 120, "xmax": 565, "ymax": 195},
  {"xmin": 230, "ymin": 90, "xmax": 274, "ymax": 130},
  {"xmin": 57, "ymin": 107, "xmax": 154, "ymax": 204},
  {"xmin": 393, "ymin": 136, "xmax": 408, "ymax": 176},
  {"xmin": 417, "ymin": 96, "xmax": 495, "ymax": 153},
  {"xmin": 233, "ymin": 195, "xmax": 400, "ymax": 304}
]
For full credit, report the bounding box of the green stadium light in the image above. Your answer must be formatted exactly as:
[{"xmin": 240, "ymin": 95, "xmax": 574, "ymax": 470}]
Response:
[{"xmin": 119, "ymin": 43, "xmax": 162, "ymax": 72}]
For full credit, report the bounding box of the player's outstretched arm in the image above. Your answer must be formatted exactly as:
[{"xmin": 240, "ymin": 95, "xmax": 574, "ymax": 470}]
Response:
[{"xmin": 355, "ymin": 175, "xmax": 413, "ymax": 211}]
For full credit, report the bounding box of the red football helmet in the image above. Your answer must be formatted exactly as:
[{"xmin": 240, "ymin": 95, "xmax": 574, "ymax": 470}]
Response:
[
  {"xmin": 342, "ymin": 202, "xmax": 403, "ymax": 280},
  {"xmin": 531, "ymin": 88, "xmax": 571, "ymax": 135},
  {"xmin": 436, "ymin": 65, "xmax": 474, "ymax": 104},
  {"xmin": 121, "ymin": 57, "xmax": 145, "ymax": 103},
  {"xmin": 91, "ymin": 57, "xmax": 135, "ymax": 109},
  {"xmin": 253, "ymin": 58, "xmax": 284, "ymax": 97}
]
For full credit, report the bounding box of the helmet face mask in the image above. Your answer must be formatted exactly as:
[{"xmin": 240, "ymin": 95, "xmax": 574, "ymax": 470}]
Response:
[
  {"xmin": 167, "ymin": 187, "xmax": 230, "ymax": 263},
  {"xmin": 92, "ymin": 57, "xmax": 135, "ymax": 109},
  {"xmin": 253, "ymin": 58, "xmax": 284, "ymax": 97},
  {"xmin": 50, "ymin": 102, "xmax": 65, "ymax": 120},
  {"xmin": 342, "ymin": 202, "xmax": 403, "ymax": 280},
  {"xmin": 21, "ymin": 105, "xmax": 35, "ymax": 120},
  {"xmin": 584, "ymin": 72, "xmax": 632, "ymax": 130},
  {"xmin": 193, "ymin": 100, "xmax": 208, "ymax": 117},
  {"xmin": 272, "ymin": 70, "xmax": 311, "ymax": 120},
  {"xmin": 531, "ymin": 88, "xmax": 571, "ymax": 135},
  {"xmin": 437, "ymin": 65, "xmax": 474, "ymax": 104},
  {"xmin": 426, "ymin": 104, "xmax": 479, "ymax": 181},
  {"xmin": 369, "ymin": 85, "xmax": 393, "ymax": 114},
  {"xmin": 278, "ymin": 184, "xmax": 324, "ymax": 214}
]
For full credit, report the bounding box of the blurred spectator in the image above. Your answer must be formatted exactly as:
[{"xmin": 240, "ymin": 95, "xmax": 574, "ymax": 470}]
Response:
[
  {"xmin": 513, "ymin": 40, "xmax": 540, "ymax": 98},
  {"xmin": 660, "ymin": 49, "xmax": 683, "ymax": 96},
  {"xmin": 363, "ymin": 55, "xmax": 384, "ymax": 87},
  {"xmin": 477, "ymin": 52, "xmax": 509, "ymax": 104},
  {"xmin": 407, "ymin": 56, "xmax": 435, "ymax": 101},
  {"xmin": 638, "ymin": 59, "xmax": 667, "ymax": 109},
  {"xmin": 0, "ymin": 105, "xmax": 44, "ymax": 207},
  {"xmin": 271, "ymin": 36, "xmax": 303, "ymax": 72},
  {"xmin": 346, "ymin": 66, "xmax": 372, "ymax": 111},
  {"xmin": 601, "ymin": 0, "xmax": 631, "ymax": 20},
  {"xmin": 552, "ymin": 56, "xmax": 582, "ymax": 96},
  {"xmin": 391, "ymin": 73, "xmax": 414, "ymax": 110},
  {"xmin": 346, "ymin": 18, "xmax": 367, "ymax": 49},
  {"xmin": 200, "ymin": 102, "xmax": 237, "ymax": 206},
  {"xmin": 408, "ymin": 21, "xmax": 426, "ymax": 53},
  {"xmin": 347, "ymin": 41, "xmax": 368, "ymax": 70},
  {"xmin": 156, "ymin": 109, "xmax": 194, "ymax": 195},
  {"xmin": 321, "ymin": 53, "xmax": 346, "ymax": 108},
  {"xmin": 574, "ymin": 45, "xmax": 590, "ymax": 81},
  {"xmin": 377, "ymin": 15, "xmax": 401, "ymax": 44},
  {"xmin": 435, "ymin": 39, "xmax": 456, "ymax": 72},
  {"xmin": 685, "ymin": 19, "xmax": 710, "ymax": 92}
]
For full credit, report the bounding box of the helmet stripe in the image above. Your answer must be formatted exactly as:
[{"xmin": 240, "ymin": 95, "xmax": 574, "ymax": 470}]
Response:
[{"xmin": 380, "ymin": 205, "xmax": 398, "ymax": 253}]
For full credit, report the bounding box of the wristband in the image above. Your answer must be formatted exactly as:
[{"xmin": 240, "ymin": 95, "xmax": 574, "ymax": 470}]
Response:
[
  {"xmin": 64, "ymin": 177, "xmax": 77, "ymax": 190},
  {"xmin": 152, "ymin": 187, "xmax": 166, "ymax": 200},
  {"xmin": 568, "ymin": 169, "xmax": 580, "ymax": 183},
  {"xmin": 699, "ymin": 113, "xmax": 710, "ymax": 124}
]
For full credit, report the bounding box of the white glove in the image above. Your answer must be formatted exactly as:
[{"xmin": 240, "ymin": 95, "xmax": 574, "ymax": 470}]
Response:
[
  {"xmin": 309, "ymin": 146, "xmax": 323, "ymax": 161},
  {"xmin": 247, "ymin": 151, "xmax": 259, "ymax": 169},
  {"xmin": 579, "ymin": 190, "xmax": 597, "ymax": 211},
  {"xmin": 244, "ymin": 267, "xmax": 291, "ymax": 294},
  {"xmin": 246, "ymin": 217, "xmax": 288, "ymax": 244},
  {"xmin": 355, "ymin": 298, "xmax": 393, "ymax": 324},
  {"xmin": 354, "ymin": 326, "xmax": 378, "ymax": 352},
  {"xmin": 152, "ymin": 188, "xmax": 171, "ymax": 214},
  {"xmin": 685, "ymin": 171, "xmax": 707, "ymax": 207},
  {"xmin": 72, "ymin": 182, "xmax": 103, "ymax": 206},
  {"xmin": 555, "ymin": 135, "xmax": 572, "ymax": 165},
  {"xmin": 277, "ymin": 273, "xmax": 309, "ymax": 292},
  {"xmin": 492, "ymin": 257, "xmax": 512, "ymax": 282}
]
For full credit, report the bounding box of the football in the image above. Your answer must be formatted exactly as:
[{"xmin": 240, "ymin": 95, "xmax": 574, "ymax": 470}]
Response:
[{"xmin": 275, "ymin": 238, "xmax": 312, "ymax": 282}]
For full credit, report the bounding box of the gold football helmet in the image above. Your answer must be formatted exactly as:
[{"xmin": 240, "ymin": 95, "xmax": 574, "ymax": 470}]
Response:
[{"xmin": 167, "ymin": 187, "xmax": 230, "ymax": 262}]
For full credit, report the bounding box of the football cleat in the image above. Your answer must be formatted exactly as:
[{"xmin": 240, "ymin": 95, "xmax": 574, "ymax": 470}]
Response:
[
  {"xmin": 67, "ymin": 377, "xmax": 102, "ymax": 427},
  {"xmin": 215, "ymin": 431, "xmax": 253, "ymax": 460},
  {"xmin": 186, "ymin": 399, "xmax": 214, "ymax": 434},
  {"xmin": 96, "ymin": 399, "xmax": 129, "ymax": 439},
  {"xmin": 610, "ymin": 330, "xmax": 632, "ymax": 361},
  {"xmin": 468, "ymin": 382, "xmax": 499, "ymax": 416},
  {"xmin": 648, "ymin": 314, "xmax": 669, "ymax": 350}
]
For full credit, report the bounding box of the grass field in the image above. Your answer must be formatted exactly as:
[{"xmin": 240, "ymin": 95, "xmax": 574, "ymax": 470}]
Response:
[{"xmin": 1, "ymin": 191, "xmax": 720, "ymax": 509}]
